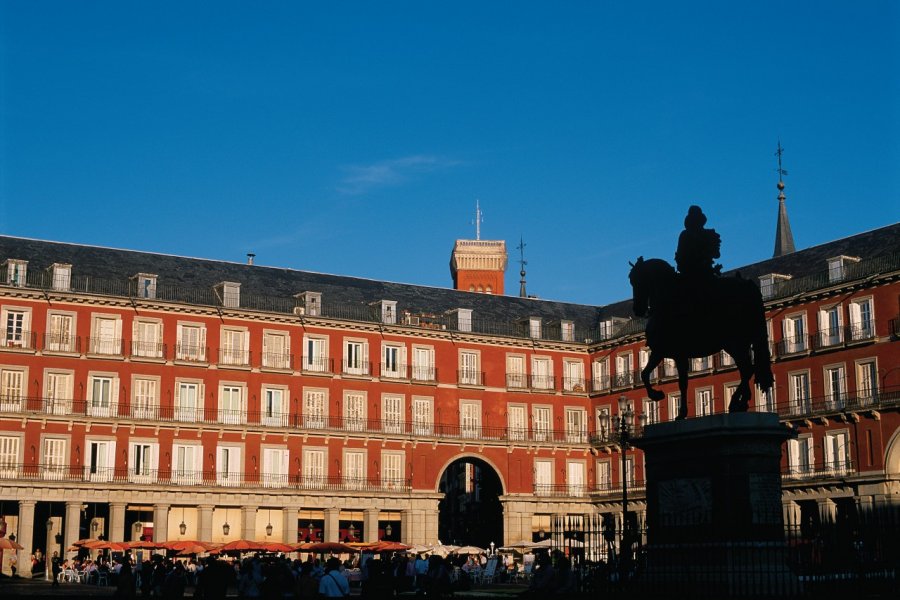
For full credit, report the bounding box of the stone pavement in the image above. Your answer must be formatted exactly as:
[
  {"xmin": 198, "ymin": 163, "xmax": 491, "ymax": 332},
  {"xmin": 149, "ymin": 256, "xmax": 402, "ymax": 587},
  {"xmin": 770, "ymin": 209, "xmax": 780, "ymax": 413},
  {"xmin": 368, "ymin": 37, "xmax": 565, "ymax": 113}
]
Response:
[{"xmin": 0, "ymin": 576, "xmax": 529, "ymax": 599}]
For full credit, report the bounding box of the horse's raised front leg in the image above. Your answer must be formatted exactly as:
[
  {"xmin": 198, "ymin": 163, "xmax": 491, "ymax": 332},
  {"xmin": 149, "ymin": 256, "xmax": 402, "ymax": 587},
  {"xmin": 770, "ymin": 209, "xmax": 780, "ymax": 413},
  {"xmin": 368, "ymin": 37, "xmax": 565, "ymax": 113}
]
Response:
[
  {"xmin": 642, "ymin": 350, "xmax": 666, "ymax": 401},
  {"xmin": 675, "ymin": 357, "xmax": 690, "ymax": 420}
]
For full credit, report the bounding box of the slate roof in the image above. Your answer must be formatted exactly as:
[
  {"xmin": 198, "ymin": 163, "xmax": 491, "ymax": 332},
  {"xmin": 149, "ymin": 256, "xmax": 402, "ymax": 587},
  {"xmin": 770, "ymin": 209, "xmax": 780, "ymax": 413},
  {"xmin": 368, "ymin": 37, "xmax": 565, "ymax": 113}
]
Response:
[{"xmin": 0, "ymin": 221, "xmax": 897, "ymax": 340}]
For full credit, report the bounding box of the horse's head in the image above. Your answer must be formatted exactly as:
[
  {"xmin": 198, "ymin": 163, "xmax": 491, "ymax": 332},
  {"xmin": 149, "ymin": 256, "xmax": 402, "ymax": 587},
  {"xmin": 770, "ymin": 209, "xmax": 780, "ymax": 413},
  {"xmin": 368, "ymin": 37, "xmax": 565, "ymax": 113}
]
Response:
[
  {"xmin": 629, "ymin": 257, "xmax": 676, "ymax": 317},
  {"xmin": 629, "ymin": 257, "xmax": 649, "ymax": 317}
]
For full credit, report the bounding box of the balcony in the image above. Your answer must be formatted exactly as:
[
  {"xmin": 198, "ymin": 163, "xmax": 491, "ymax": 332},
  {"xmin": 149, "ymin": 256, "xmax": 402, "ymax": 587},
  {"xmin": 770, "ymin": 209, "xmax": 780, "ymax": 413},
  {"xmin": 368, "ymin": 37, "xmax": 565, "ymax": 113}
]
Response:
[
  {"xmin": 131, "ymin": 340, "xmax": 166, "ymax": 360},
  {"xmin": 87, "ymin": 337, "xmax": 124, "ymax": 357},
  {"xmin": 0, "ymin": 464, "xmax": 414, "ymax": 493},
  {"xmin": 458, "ymin": 369, "xmax": 484, "ymax": 387},
  {"xmin": 42, "ymin": 333, "xmax": 80, "ymax": 354},
  {"xmin": 774, "ymin": 386, "xmax": 898, "ymax": 420},
  {"xmin": 782, "ymin": 459, "xmax": 855, "ymax": 482},
  {"xmin": 301, "ymin": 355, "xmax": 333, "ymax": 375},
  {"xmin": 0, "ymin": 330, "xmax": 37, "ymax": 350},
  {"xmin": 529, "ymin": 374, "xmax": 555, "ymax": 391},
  {"xmin": 342, "ymin": 360, "xmax": 372, "ymax": 377},
  {"xmin": 174, "ymin": 343, "xmax": 208, "ymax": 363},
  {"xmin": 379, "ymin": 363, "xmax": 409, "ymax": 380},
  {"xmin": 219, "ymin": 348, "xmax": 251, "ymax": 368},
  {"xmin": 506, "ymin": 373, "xmax": 528, "ymax": 389},
  {"xmin": 260, "ymin": 351, "xmax": 293, "ymax": 371},
  {"xmin": 776, "ymin": 334, "xmax": 810, "ymax": 357},
  {"xmin": 562, "ymin": 377, "xmax": 587, "ymax": 393},
  {"xmin": 533, "ymin": 483, "xmax": 593, "ymax": 499}
]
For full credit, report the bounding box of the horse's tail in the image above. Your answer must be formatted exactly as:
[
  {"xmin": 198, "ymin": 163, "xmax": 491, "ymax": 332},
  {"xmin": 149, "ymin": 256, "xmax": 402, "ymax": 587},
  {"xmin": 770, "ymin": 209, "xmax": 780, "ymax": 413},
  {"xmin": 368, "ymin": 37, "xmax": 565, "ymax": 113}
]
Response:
[{"xmin": 750, "ymin": 284, "xmax": 774, "ymax": 390}]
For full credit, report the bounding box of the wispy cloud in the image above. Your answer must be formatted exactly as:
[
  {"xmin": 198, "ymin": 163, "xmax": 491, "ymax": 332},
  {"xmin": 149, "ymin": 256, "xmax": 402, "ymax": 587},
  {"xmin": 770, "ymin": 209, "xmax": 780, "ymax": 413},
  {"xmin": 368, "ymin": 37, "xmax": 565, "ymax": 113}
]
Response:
[{"xmin": 337, "ymin": 155, "xmax": 459, "ymax": 195}]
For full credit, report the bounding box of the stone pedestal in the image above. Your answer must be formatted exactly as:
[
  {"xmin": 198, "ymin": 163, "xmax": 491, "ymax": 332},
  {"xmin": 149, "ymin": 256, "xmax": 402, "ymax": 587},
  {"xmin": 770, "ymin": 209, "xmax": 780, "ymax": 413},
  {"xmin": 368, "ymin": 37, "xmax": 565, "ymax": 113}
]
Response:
[{"xmin": 633, "ymin": 413, "xmax": 799, "ymax": 597}]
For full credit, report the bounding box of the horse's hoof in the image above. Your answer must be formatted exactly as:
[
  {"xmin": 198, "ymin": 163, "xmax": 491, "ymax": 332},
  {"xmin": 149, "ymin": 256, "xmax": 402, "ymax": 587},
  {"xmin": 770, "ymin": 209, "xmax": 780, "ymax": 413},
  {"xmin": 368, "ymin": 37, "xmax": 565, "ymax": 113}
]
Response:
[{"xmin": 648, "ymin": 389, "xmax": 664, "ymax": 401}]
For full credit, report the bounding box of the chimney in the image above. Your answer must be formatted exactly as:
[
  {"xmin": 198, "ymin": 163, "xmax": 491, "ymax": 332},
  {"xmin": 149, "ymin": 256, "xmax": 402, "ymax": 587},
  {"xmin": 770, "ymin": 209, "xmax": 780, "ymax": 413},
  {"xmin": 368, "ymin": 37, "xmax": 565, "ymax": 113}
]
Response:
[{"xmin": 247, "ymin": 253, "xmax": 255, "ymax": 266}]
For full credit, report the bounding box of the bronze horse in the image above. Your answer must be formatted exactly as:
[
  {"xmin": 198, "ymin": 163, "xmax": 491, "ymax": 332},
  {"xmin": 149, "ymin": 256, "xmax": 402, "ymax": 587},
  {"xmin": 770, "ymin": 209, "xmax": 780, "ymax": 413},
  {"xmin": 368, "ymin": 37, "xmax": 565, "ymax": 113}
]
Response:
[{"xmin": 628, "ymin": 257, "xmax": 773, "ymax": 419}]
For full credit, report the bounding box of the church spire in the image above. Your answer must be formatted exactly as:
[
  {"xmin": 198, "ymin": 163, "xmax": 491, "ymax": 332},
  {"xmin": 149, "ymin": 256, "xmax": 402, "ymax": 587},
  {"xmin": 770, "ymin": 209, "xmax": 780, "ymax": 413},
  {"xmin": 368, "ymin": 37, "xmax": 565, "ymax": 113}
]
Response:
[{"xmin": 773, "ymin": 141, "xmax": 796, "ymax": 257}]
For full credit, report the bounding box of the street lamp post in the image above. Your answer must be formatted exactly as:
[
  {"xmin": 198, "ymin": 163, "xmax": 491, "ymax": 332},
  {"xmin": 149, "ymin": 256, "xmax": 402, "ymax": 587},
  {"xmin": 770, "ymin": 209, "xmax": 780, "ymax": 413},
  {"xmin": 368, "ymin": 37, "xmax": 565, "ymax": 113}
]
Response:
[{"xmin": 602, "ymin": 395, "xmax": 644, "ymax": 578}]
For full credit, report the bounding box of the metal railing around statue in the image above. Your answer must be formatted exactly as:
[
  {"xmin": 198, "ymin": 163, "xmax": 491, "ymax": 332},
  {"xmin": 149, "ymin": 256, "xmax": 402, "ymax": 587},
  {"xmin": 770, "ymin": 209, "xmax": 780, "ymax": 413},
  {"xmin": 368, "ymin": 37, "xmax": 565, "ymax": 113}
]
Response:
[{"xmin": 547, "ymin": 504, "xmax": 898, "ymax": 598}]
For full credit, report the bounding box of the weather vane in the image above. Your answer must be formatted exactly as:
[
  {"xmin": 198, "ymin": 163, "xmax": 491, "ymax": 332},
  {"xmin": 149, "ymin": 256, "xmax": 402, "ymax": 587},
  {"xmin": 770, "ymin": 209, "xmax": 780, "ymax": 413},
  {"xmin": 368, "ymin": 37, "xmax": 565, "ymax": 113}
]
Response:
[
  {"xmin": 517, "ymin": 236, "xmax": 528, "ymax": 298},
  {"xmin": 775, "ymin": 140, "xmax": 788, "ymax": 180}
]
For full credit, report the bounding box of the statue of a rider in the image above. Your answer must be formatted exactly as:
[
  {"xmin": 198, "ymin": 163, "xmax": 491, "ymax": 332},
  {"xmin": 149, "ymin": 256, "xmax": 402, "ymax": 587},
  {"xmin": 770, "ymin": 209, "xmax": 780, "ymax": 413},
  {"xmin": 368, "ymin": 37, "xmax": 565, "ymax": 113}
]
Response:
[{"xmin": 675, "ymin": 205, "xmax": 722, "ymax": 282}]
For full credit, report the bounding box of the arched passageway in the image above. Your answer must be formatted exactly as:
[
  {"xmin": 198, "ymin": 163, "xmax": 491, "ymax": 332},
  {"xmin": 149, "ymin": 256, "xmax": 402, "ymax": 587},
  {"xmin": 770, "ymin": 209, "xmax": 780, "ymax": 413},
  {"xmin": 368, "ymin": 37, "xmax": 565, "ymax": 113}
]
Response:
[{"xmin": 437, "ymin": 456, "xmax": 503, "ymax": 548}]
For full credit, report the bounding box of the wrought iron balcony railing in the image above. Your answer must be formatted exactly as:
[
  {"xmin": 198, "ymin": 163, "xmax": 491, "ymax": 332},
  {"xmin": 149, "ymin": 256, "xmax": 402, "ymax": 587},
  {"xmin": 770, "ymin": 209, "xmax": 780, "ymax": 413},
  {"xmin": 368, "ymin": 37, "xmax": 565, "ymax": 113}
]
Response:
[
  {"xmin": 0, "ymin": 463, "xmax": 411, "ymax": 492},
  {"xmin": 0, "ymin": 330, "xmax": 37, "ymax": 350},
  {"xmin": 379, "ymin": 363, "xmax": 409, "ymax": 380}
]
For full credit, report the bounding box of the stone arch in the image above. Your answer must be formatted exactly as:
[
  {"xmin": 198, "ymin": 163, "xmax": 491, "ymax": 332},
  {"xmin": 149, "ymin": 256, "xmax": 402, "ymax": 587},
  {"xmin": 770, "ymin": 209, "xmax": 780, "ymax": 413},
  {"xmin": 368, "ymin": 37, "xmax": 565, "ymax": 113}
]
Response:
[
  {"xmin": 885, "ymin": 426, "xmax": 900, "ymax": 477},
  {"xmin": 435, "ymin": 454, "xmax": 506, "ymax": 547},
  {"xmin": 432, "ymin": 452, "xmax": 508, "ymax": 495}
]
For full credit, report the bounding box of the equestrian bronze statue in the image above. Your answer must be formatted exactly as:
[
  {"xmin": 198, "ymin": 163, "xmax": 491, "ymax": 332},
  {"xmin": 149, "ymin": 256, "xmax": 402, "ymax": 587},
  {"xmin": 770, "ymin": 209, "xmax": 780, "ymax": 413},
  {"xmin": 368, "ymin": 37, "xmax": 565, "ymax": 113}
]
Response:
[{"xmin": 628, "ymin": 206, "xmax": 773, "ymax": 419}]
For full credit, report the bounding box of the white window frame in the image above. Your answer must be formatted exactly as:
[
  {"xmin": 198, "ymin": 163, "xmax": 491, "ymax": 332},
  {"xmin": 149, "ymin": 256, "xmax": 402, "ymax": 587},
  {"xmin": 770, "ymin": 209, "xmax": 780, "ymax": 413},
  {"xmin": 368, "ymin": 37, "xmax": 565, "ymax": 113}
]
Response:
[
  {"xmin": 4, "ymin": 259, "xmax": 27, "ymax": 287},
  {"xmin": 667, "ymin": 393, "xmax": 680, "ymax": 421},
  {"xmin": 412, "ymin": 396, "xmax": 433, "ymax": 435},
  {"xmin": 220, "ymin": 327, "xmax": 249, "ymax": 367},
  {"xmin": 381, "ymin": 451, "xmax": 404, "ymax": 489},
  {"xmin": 508, "ymin": 404, "xmax": 527, "ymax": 441},
  {"xmin": 50, "ymin": 263, "xmax": 71, "ymax": 291},
  {"xmin": 824, "ymin": 430, "xmax": 850, "ymax": 474},
  {"xmin": 459, "ymin": 350, "xmax": 480, "ymax": 386},
  {"xmin": 848, "ymin": 297, "xmax": 875, "ymax": 340},
  {"xmin": 218, "ymin": 383, "xmax": 246, "ymax": 424},
  {"xmin": 565, "ymin": 408, "xmax": 587, "ymax": 443},
  {"xmin": 303, "ymin": 388, "xmax": 328, "ymax": 428},
  {"xmin": 88, "ymin": 373, "xmax": 119, "ymax": 417},
  {"xmin": 695, "ymin": 387, "xmax": 713, "ymax": 416},
  {"xmin": 174, "ymin": 380, "xmax": 204, "ymax": 422},
  {"xmin": 46, "ymin": 312, "xmax": 75, "ymax": 353},
  {"xmin": 343, "ymin": 449, "xmax": 366, "ymax": 489},
  {"xmin": 563, "ymin": 359, "xmax": 585, "ymax": 392},
  {"xmin": 534, "ymin": 459, "xmax": 553, "ymax": 494},
  {"xmin": 755, "ymin": 383, "xmax": 776, "ymax": 414},
  {"xmin": 301, "ymin": 447, "xmax": 326, "ymax": 488},
  {"xmin": 0, "ymin": 434, "xmax": 22, "ymax": 478},
  {"xmin": 787, "ymin": 435, "xmax": 814, "ymax": 477},
  {"xmin": 561, "ymin": 320, "xmax": 574, "ymax": 342},
  {"xmin": 642, "ymin": 398, "xmax": 660, "ymax": 425},
  {"xmin": 381, "ymin": 343, "xmax": 406, "ymax": 379},
  {"xmin": 529, "ymin": 317, "xmax": 542, "ymax": 339},
  {"xmin": 45, "ymin": 370, "xmax": 73, "ymax": 415},
  {"xmin": 824, "ymin": 364, "xmax": 847, "ymax": 410},
  {"xmin": 459, "ymin": 399, "xmax": 481, "ymax": 439},
  {"xmin": 303, "ymin": 335, "xmax": 329, "ymax": 372},
  {"xmin": 382, "ymin": 394, "xmax": 404, "ymax": 433},
  {"xmin": 216, "ymin": 444, "xmax": 243, "ymax": 486},
  {"xmin": 344, "ymin": 338, "xmax": 370, "ymax": 376},
  {"xmin": 128, "ymin": 440, "xmax": 159, "ymax": 483},
  {"xmin": 85, "ymin": 438, "xmax": 116, "ymax": 482},
  {"xmin": 176, "ymin": 322, "xmax": 207, "ymax": 362},
  {"xmin": 0, "ymin": 366, "xmax": 26, "ymax": 411},
  {"xmin": 532, "ymin": 405, "xmax": 552, "ymax": 442},
  {"xmin": 2, "ymin": 306, "xmax": 31, "ymax": 348},
  {"xmin": 132, "ymin": 319, "xmax": 163, "ymax": 359},
  {"xmin": 616, "ymin": 352, "xmax": 633, "ymax": 386},
  {"xmin": 261, "ymin": 446, "xmax": 289, "ymax": 488},
  {"xmin": 566, "ymin": 460, "xmax": 586, "ymax": 496},
  {"xmin": 855, "ymin": 359, "xmax": 878, "ymax": 405},
  {"xmin": 818, "ymin": 305, "xmax": 843, "ymax": 347},
  {"xmin": 789, "ymin": 371, "xmax": 811, "ymax": 415},
  {"xmin": 592, "ymin": 358, "xmax": 610, "ymax": 392},
  {"xmin": 131, "ymin": 375, "xmax": 159, "ymax": 420},
  {"xmin": 262, "ymin": 330, "xmax": 291, "ymax": 370},
  {"xmin": 411, "ymin": 346, "xmax": 435, "ymax": 382},
  {"xmin": 596, "ymin": 459, "xmax": 612, "ymax": 491},
  {"xmin": 41, "ymin": 436, "xmax": 67, "ymax": 480},
  {"xmin": 172, "ymin": 443, "xmax": 203, "ymax": 485},
  {"xmin": 262, "ymin": 386, "xmax": 288, "ymax": 427},
  {"xmin": 90, "ymin": 314, "xmax": 122, "ymax": 355},
  {"xmin": 343, "ymin": 391, "xmax": 367, "ymax": 431},
  {"xmin": 506, "ymin": 354, "xmax": 527, "ymax": 389},
  {"xmin": 531, "ymin": 356, "xmax": 552, "ymax": 390},
  {"xmin": 782, "ymin": 312, "xmax": 807, "ymax": 353}
]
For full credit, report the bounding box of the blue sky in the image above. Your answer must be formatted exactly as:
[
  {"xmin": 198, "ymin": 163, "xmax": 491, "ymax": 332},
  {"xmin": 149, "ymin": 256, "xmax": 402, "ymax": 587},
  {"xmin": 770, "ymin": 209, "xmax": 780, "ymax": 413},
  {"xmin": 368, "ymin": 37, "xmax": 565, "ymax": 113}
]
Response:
[{"xmin": 1, "ymin": 1, "xmax": 897, "ymax": 306}]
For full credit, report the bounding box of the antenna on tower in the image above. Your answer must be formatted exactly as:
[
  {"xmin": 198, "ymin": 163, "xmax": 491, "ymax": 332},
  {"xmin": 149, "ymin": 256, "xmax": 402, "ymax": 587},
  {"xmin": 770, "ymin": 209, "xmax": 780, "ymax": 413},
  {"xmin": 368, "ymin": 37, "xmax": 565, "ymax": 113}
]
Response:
[
  {"xmin": 517, "ymin": 236, "xmax": 528, "ymax": 298},
  {"xmin": 472, "ymin": 199, "xmax": 483, "ymax": 240}
]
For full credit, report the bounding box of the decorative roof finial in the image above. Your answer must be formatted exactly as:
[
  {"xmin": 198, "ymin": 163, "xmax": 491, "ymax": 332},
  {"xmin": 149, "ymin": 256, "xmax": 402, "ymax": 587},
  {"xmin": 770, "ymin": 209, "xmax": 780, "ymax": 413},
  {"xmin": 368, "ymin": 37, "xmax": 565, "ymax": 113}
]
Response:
[
  {"xmin": 773, "ymin": 140, "xmax": 796, "ymax": 257},
  {"xmin": 473, "ymin": 199, "xmax": 483, "ymax": 240},
  {"xmin": 517, "ymin": 236, "xmax": 528, "ymax": 298}
]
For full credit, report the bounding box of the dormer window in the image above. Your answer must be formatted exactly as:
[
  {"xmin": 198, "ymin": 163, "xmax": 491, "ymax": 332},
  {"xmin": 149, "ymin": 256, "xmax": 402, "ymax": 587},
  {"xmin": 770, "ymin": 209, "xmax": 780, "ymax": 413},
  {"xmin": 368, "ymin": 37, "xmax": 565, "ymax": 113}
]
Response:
[
  {"xmin": 3, "ymin": 259, "xmax": 27, "ymax": 287},
  {"xmin": 216, "ymin": 282, "xmax": 241, "ymax": 308},
  {"xmin": 758, "ymin": 273, "xmax": 791, "ymax": 300},
  {"xmin": 295, "ymin": 291, "xmax": 321, "ymax": 317},
  {"xmin": 50, "ymin": 263, "xmax": 71, "ymax": 291},
  {"xmin": 380, "ymin": 300, "xmax": 397, "ymax": 325},
  {"xmin": 454, "ymin": 309, "xmax": 473, "ymax": 333},
  {"xmin": 599, "ymin": 319, "xmax": 614, "ymax": 340},
  {"xmin": 529, "ymin": 317, "xmax": 542, "ymax": 339},
  {"xmin": 134, "ymin": 273, "xmax": 158, "ymax": 299},
  {"xmin": 561, "ymin": 320, "xmax": 574, "ymax": 342},
  {"xmin": 827, "ymin": 256, "xmax": 860, "ymax": 283}
]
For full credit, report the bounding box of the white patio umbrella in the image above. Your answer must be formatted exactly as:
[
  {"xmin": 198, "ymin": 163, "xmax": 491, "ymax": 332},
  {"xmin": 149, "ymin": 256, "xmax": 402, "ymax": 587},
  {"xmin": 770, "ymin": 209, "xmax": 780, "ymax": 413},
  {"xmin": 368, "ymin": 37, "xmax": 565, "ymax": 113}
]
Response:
[{"xmin": 453, "ymin": 545, "xmax": 485, "ymax": 554}]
